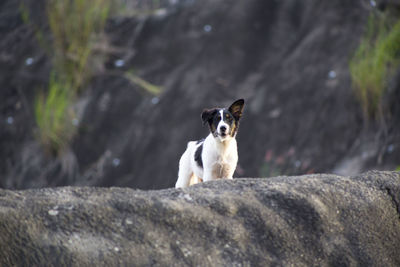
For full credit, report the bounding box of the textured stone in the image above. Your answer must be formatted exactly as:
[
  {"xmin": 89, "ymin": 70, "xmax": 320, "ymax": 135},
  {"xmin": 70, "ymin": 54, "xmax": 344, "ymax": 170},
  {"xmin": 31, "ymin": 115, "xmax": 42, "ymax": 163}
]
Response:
[{"xmin": 0, "ymin": 171, "xmax": 399, "ymax": 266}]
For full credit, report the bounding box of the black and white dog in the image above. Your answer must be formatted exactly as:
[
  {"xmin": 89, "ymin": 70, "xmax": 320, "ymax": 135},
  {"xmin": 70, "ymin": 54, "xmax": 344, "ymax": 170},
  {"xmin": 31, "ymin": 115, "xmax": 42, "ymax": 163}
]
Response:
[{"xmin": 175, "ymin": 99, "xmax": 245, "ymax": 188}]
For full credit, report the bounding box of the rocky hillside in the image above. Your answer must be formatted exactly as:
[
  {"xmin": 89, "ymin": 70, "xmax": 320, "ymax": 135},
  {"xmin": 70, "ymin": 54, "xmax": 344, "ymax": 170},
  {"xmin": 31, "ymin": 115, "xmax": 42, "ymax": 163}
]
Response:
[
  {"xmin": 1, "ymin": 0, "xmax": 400, "ymax": 189},
  {"xmin": 0, "ymin": 171, "xmax": 399, "ymax": 266}
]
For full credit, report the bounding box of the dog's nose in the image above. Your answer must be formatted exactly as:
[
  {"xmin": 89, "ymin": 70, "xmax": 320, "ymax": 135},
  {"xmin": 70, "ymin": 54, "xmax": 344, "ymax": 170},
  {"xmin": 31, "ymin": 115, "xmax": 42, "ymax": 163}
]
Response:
[{"xmin": 220, "ymin": 126, "xmax": 226, "ymax": 132}]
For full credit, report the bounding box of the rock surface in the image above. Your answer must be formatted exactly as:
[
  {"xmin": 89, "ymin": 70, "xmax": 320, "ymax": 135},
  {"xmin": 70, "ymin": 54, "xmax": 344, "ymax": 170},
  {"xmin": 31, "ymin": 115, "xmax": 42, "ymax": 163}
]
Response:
[{"xmin": 0, "ymin": 171, "xmax": 399, "ymax": 266}]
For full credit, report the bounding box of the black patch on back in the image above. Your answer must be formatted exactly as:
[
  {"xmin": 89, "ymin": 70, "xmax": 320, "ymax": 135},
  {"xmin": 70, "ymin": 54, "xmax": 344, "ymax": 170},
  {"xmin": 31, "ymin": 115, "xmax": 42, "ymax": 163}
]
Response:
[
  {"xmin": 194, "ymin": 142, "xmax": 203, "ymax": 168},
  {"xmin": 196, "ymin": 138, "xmax": 205, "ymax": 144}
]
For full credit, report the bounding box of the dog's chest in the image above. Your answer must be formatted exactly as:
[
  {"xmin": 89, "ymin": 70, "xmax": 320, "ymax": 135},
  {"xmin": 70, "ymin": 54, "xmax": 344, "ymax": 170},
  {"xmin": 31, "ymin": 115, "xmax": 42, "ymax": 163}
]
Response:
[
  {"xmin": 201, "ymin": 135, "xmax": 238, "ymax": 179},
  {"xmin": 208, "ymin": 145, "xmax": 236, "ymax": 178},
  {"xmin": 211, "ymin": 158, "xmax": 233, "ymax": 179}
]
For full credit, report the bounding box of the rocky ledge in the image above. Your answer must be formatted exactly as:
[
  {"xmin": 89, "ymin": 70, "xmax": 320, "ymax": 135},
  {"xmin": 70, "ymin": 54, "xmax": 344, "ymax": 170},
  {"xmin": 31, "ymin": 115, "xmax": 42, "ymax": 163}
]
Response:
[{"xmin": 0, "ymin": 171, "xmax": 399, "ymax": 266}]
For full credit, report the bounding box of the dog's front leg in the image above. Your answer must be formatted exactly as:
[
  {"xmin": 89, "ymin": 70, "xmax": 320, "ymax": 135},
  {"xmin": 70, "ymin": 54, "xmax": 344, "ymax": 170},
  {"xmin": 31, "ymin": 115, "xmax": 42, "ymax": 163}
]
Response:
[
  {"xmin": 224, "ymin": 163, "xmax": 236, "ymax": 179},
  {"xmin": 226, "ymin": 168, "xmax": 234, "ymax": 179},
  {"xmin": 202, "ymin": 168, "xmax": 214, "ymax": 182}
]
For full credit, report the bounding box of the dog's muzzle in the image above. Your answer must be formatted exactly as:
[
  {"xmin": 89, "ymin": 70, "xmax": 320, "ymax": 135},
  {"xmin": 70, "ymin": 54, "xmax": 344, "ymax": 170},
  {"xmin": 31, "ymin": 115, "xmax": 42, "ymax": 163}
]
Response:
[{"xmin": 218, "ymin": 125, "xmax": 229, "ymax": 137}]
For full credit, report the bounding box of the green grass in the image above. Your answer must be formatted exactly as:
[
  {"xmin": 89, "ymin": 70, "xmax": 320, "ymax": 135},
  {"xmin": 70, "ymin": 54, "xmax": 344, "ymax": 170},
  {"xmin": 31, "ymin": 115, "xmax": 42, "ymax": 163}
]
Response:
[
  {"xmin": 35, "ymin": 74, "xmax": 76, "ymax": 155},
  {"xmin": 349, "ymin": 13, "xmax": 400, "ymax": 119},
  {"xmin": 47, "ymin": 0, "xmax": 111, "ymax": 92},
  {"xmin": 26, "ymin": 0, "xmax": 163, "ymax": 154},
  {"xmin": 124, "ymin": 70, "xmax": 162, "ymax": 95},
  {"xmin": 32, "ymin": 0, "xmax": 111, "ymax": 154}
]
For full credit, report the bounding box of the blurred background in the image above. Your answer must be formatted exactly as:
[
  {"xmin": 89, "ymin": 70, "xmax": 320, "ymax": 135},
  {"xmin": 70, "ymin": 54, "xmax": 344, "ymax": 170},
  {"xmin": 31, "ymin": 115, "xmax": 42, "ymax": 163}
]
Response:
[{"xmin": 1, "ymin": 0, "xmax": 400, "ymax": 190}]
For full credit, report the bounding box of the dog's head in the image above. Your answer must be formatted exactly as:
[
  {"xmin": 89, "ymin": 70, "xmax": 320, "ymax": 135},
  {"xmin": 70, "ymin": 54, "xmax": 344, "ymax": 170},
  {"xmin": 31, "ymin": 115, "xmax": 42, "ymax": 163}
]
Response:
[{"xmin": 201, "ymin": 99, "xmax": 245, "ymax": 141}]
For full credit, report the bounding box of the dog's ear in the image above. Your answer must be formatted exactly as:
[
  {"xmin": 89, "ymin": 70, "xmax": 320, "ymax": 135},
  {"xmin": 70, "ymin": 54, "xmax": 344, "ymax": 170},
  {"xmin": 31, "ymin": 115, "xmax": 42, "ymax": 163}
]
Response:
[
  {"xmin": 201, "ymin": 108, "xmax": 217, "ymax": 125},
  {"xmin": 229, "ymin": 99, "xmax": 245, "ymax": 120}
]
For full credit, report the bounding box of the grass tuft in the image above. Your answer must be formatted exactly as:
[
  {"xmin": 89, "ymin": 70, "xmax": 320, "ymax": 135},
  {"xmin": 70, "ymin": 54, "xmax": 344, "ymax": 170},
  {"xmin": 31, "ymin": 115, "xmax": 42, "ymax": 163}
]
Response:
[
  {"xmin": 26, "ymin": 0, "xmax": 163, "ymax": 154},
  {"xmin": 349, "ymin": 12, "xmax": 400, "ymax": 119},
  {"xmin": 33, "ymin": 0, "xmax": 111, "ymax": 154},
  {"xmin": 46, "ymin": 0, "xmax": 111, "ymax": 93},
  {"xmin": 35, "ymin": 73, "xmax": 76, "ymax": 155}
]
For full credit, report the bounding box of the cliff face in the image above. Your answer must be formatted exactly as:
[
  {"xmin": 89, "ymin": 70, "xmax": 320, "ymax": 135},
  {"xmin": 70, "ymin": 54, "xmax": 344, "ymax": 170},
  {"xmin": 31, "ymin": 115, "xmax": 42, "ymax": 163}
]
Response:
[
  {"xmin": 1, "ymin": 171, "xmax": 399, "ymax": 266},
  {"xmin": 1, "ymin": 0, "xmax": 400, "ymax": 189}
]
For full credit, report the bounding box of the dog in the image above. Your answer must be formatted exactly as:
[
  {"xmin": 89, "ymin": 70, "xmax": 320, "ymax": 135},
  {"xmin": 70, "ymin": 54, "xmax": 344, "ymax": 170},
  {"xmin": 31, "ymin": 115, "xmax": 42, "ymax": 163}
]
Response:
[{"xmin": 175, "ymin": 99, "xmax": 245, "ymax": 188}]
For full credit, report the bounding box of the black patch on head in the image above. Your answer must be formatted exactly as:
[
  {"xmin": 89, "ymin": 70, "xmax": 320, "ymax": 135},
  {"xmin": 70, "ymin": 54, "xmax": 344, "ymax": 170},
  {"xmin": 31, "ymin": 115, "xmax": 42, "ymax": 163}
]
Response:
[
  {"xmin": 201, "ymin": 108, "xmax": 220, "ymax": 136},
  {"xmin": 218, "ymin": 109, "xmax": 240, "ymax": 137},
  {"xmin": 222, "ymin": 109, "xmax": 234, "ymax": 122},
  {"xmin": 194, "ymin": 143, "xmax": 203, "ymax": 168}
]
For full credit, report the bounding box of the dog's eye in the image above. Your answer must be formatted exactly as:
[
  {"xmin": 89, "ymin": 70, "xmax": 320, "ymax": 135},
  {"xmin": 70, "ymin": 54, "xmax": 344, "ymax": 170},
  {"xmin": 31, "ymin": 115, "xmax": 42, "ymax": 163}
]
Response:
[{"xmin": 226, "ymin": 114, "xmax": 230, "ymax": 119}]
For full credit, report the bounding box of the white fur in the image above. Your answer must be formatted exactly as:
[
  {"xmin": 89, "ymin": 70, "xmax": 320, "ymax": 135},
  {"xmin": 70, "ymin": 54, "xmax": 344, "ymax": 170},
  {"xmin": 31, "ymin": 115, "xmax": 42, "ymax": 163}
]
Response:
[
  {"xmin": 175, "ymin": 133, "xmax": 238, "ymax": 188},
  {"xmin": 217, "ymin": 110, "xmax": 230, "ymax": 140}
]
